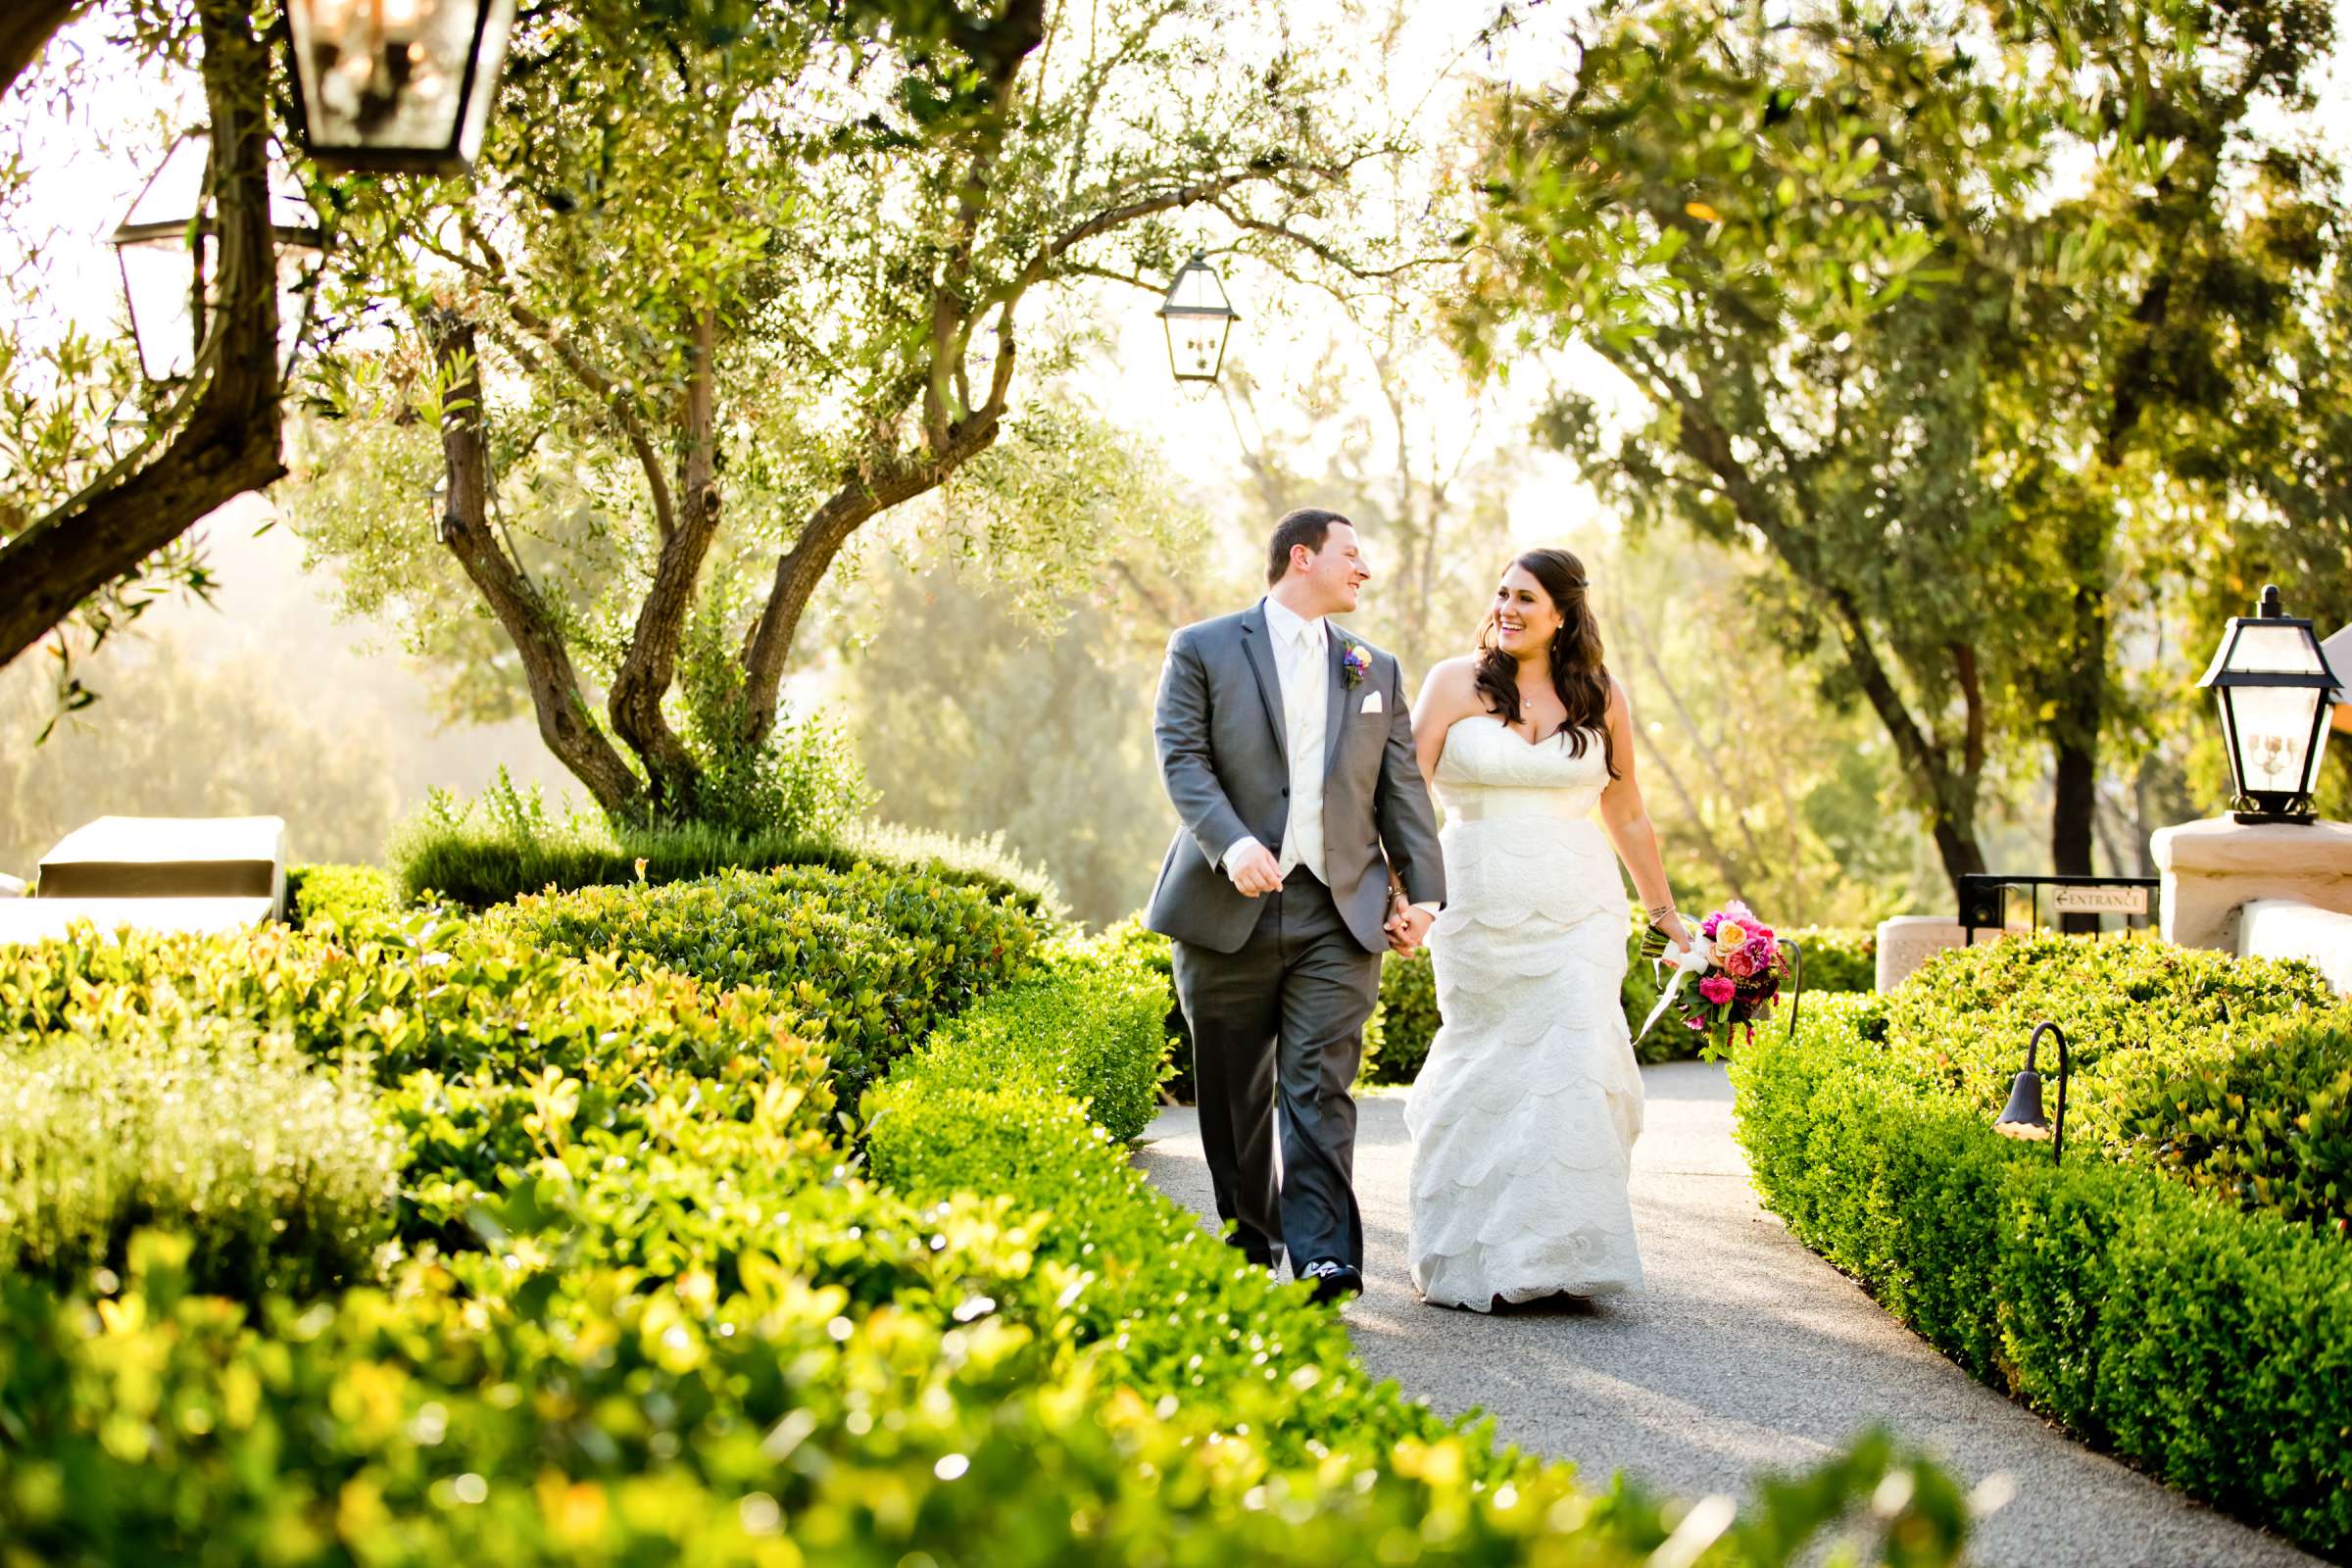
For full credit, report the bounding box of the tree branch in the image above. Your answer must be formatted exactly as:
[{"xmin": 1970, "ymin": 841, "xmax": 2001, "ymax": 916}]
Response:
[
  {"xmin": 0, "ymin": 0, "xmax": 284, "ymax": 674},
  {"xmin": 422, "ymin": 309, "xmax": 642, "ymax": 814},
  {"xmin": 0, "ymin": 0, "xmax": 81, "ymax": 103},
  {"xmin": 462, "ymin": 215, "xmax": 680, "ymax": 540}
]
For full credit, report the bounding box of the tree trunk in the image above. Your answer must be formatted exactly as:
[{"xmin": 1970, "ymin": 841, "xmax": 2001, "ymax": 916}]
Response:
[
  {"xmin": 736, "ymin": 411, "xmax": 1008, "ymax": 747},
  {"xmin": 605, "ymin": 309, "xmax": 720, "ymax": 819},
  {"xmin": 0, "ymin": 0, "xmax": 82, "ymax": 101},
  {"xmin": 0, "ymin": 0, "xmax": 283, "ymax": 674},
  {"xmin": 425, "ymin": 312, "xmax": 644, "ymax": 815},
  {"xmin": 2049, "ymin": 519, "xmax": 2107, "ymax": 933}
]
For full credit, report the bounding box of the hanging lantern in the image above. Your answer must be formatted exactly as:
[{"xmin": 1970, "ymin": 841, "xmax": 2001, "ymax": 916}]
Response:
[
  {"xmin": 1155, "ymin": 252, "xmax": 1238, "ymax": 384},
  {"xmin": 109, "ymin": 131, "xmax": 325, "ymax": 384},
  {"xmin": 2196, "ymin": 584, "xmax": 2344, "ymax": 824},
  {"xmin": 283, "ymin": 0, "xmax": 517, "ymax": 174}
]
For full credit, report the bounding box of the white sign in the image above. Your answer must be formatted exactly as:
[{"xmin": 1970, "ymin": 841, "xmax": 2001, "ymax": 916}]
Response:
[{"xmin": 2052, "ymin": 885, "xmax": 2149, "ymax": 915}]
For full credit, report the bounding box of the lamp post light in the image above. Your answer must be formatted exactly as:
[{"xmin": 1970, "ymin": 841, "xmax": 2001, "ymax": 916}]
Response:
[
  {"xmin": 283, "ymin": 0, "xmax": 517, "ymax": 174},
  {"xmin": 109, "ymin": 132, "xmax": 326, "ymax": 385},
  {"xmin": 1155, "ymin": 252, "xmax": 1238, "ymax": 384},
  {"xmin": 1993, "ymin": 1020, "xmax": 2071, "ymax": 1163},
  {"xmin": 2197, "ymin": 585, "xmax": 2344, "ymax": 825}
]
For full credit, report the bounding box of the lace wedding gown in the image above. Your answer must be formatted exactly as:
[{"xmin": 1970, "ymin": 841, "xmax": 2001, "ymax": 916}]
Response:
[{"xmin": 1404, "ymin": 713, "xmax": 1645, "ymax": 1309}]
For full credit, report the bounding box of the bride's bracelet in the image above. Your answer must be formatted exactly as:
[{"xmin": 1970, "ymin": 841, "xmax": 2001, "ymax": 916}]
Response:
[{"xmin": 1644, "ymin": 901, "xmax": 1679, "ymax": 926}]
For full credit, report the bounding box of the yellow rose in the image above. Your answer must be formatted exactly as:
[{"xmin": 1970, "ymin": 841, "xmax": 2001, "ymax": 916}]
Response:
[{"xmin": 1714, "ymin": 920, "xmax": 1747, "ymax": 950}]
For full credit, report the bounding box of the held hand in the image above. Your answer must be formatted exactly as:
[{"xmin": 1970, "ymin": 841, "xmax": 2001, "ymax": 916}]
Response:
[
  {"xmin": 1384, "ymin": 898, "xmax": 1435, "ymax": 956},
  {"xmin": 1226, "ymin": 842, "xmax": 1285, "ymax": 898}
]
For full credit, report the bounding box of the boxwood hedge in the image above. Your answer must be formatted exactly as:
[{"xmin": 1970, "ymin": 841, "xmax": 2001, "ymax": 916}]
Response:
[
  {"xmin": 0, "ymin": 861, "xmax": 1968, "ymax": 1564},
  {"xmin": 483, "ymin": 864, "xmax": 1048, "ymax": 1102},
  {"xmin": 1735, "ymin": 941, "xmax": 2352, "ymax": 1554}
]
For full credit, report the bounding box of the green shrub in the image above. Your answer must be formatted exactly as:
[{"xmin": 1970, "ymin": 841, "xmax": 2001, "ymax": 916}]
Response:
[
  {"xmin": 389, "ymin": 775, "xmax": 1064, "ymax": 916},
  {"xmin": 879, "ymin": 944, "xmax": 1172, "ymax": 1144},
  {"xmin": 0, "ymin": 919, "xmax": 838, "ymax": 1252},
  {"xmin": 1783, "ymin": 925, "xmax": 1875, "ymax": 993},
  {"xmin": 483, "ymin": 865, "xmax": 1045, "ymax": 1102},
  {"xmin": 1859, "ymin": 935, "xmax": 2346, "ymax": 1230},
  {"xmin": 1371, "ymin": 947, "xmax": 1442, "ymax": 1083},
  {"xmin": 1737, "ymin": 985, "xmax": 2352, "ymax": 1553},
  {"xmin": 1092, "ymin": 915, "xmax": 1191, "ymax": 1096},
  {"xmin": 0, "ymin": 1230, "xmax": 1965, "ymax": 1566},
  {"xmin": 0, "ymin": 1023, "xmax": 395, "ymax": 1298},
  {"xmin": 284, "ymin": 862, "xmax": 400, "ymax": 934}
]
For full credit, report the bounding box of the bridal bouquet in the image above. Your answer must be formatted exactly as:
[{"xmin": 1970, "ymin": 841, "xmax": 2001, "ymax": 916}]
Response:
[{"xmin": 1636, "ymin": 900, "xmax": 1793, "ymax": 1059}]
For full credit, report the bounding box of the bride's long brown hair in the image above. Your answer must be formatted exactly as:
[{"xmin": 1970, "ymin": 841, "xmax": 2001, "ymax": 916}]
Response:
[{"xmin": 1474, "ymin": 548, "xmax": 1617, "ymax": 779}]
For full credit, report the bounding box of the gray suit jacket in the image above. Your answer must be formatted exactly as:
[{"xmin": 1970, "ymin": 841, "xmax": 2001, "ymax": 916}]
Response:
[{"xmin": 1145, "ymin": 601, "xmax": 1446, "ymax": 955}]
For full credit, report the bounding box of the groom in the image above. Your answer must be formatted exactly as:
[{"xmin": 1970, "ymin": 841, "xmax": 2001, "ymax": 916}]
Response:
[{"xmin": 1147, "ymin": 509, "xmax": 1446, "ymax": 1303}]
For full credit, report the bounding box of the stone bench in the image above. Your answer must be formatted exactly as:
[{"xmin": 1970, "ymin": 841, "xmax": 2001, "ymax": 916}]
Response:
[
  {"xmin": 34, "ymin": 815, "xmax": 286, "ymax": 915},
  {"xmin": 0, "ymin": 815, "xmax": 287, "ymax": 948}
]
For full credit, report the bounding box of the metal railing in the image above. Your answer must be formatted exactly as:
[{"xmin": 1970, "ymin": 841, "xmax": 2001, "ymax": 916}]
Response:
[{"xmin": 1957, "ymin": 872, "xmax": 2161, "ymax": 944}]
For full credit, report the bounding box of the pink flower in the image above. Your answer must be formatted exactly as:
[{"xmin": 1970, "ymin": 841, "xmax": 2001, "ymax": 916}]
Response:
[
  {"xmin": 1700, "ymin": 913, "xmax": 1722, "ymax": 939},
  {"xmin": 1699, "ymin": 976, "xmax": 1737, "ymax": 1005},
  {"xmin": 1744, "ymin": 935, "xmax": 1777, "ymax": 966},
  {"xmin": 1724, "ymin": 900, "xmax": 1756, "ymax": 922},
  {"xmin": 1685, "ymin": 1014, "xmax": 1708, "ymax": 1031},
  {"xmin": 1722, "ymin": 949, "xmax": 1757, "ymax": 980}
]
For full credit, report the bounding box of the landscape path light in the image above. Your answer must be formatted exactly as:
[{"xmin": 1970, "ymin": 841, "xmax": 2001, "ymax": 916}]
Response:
[{"xmin": 1992, "ymin": 1020, "xmax": 2071, "ymax": 1164}]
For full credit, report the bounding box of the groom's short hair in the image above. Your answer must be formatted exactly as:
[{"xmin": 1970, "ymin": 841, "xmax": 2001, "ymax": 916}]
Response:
[{"xmin": 1267, "ymin": 508, "xmax": 1352, "ymax": 586}]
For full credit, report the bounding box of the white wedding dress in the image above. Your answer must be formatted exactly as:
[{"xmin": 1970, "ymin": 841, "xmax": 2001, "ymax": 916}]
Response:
[{"xmin": 1404, "ymin": 713, "xmax": 1645, "ymax": 1309}]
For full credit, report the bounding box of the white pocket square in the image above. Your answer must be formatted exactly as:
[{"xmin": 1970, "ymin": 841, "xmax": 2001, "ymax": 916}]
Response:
[{"xmin": 1360, "ymin": 691, "xmax": 1384, "ymax": 714}]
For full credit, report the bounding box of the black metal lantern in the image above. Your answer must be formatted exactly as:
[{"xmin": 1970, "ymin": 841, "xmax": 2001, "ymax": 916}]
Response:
[
  {"xmin": 1155, "ymin": 252, "xmax": 1238, "ymax": 383},
  {"xmin": 109, "ymin": 132, "xmax": 325, "ymax": 384},
  {"xmin": 1993, "ymin": 1020, "xmax": 2070, "ymax": 1163},
  {"xmin": 2196, "ymin": 585, "xmax": 2343, "ymax": 825},
  {"xmin": 283, "ymin": 0, "xmax": 516, "ymax": 174}
]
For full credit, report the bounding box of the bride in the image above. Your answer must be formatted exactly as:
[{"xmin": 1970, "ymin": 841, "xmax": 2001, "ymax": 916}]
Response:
[{"xmin": 1390, "ymin": 548, "xmax": 1690, "ymax": 1312}]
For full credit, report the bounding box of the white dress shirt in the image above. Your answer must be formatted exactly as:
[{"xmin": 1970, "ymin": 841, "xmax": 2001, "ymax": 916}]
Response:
[{"xmin": 1223, "ymin": 598, "xmax": 1436, "ymax": 915}]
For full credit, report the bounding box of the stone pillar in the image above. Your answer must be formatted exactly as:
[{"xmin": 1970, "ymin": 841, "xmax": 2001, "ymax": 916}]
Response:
[
  {"xmin": 2150, "ymin": 816, "xmax": 2352, "ymax": 953},
  {"xmin": 1874, "ymin": 915, "xmax": 1984, "ymax": 990}
]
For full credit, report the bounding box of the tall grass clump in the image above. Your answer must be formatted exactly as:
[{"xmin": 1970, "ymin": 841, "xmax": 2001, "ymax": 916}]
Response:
[{"xmin": 0, "ymin": 1023, "xmax": 397, "ymax": 1298}]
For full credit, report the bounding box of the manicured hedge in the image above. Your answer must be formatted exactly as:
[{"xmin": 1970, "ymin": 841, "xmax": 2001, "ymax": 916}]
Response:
[
  {"xmin": 879, "ymin": 942, "xmax": 1172, "ymax": 1144},
  {"xmin": 483, "ymin": 864, "xmax": 1047, "ymax": 1103},
  {"xmin": 284, "ymin": 862, "xmax": 401, "ymax": 933},
  {"xmin": 1737, "ymin": 967, "xmax": 2352, "ymax": 1553},
  {"xmin": 0, "ymin": 861, "xmax": 1967, "ymax": 1563},
  {"xmin": 0, "ymin": 917, "xmax": 838, "ymax": 1257},
  {"xmin": 1783, "ymin": 925, "xmax": 1875, "ymax": 994},
  {"xmin": 1852, "ymin": 936, "xmax": 2345, "ymax": 1231},
  {"xmin": 862, "ymin": 924, "xmax": 1969, "ymax": 1561},
  {"xmin": 394, "ymin": 808, "xmax": 1065, "ymax": 917}
]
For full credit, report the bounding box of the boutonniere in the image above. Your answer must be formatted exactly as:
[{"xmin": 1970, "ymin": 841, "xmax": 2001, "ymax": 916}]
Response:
[{"xmin": 1341, "ymin": 639, "xmax": 1372, "ymax": 689}]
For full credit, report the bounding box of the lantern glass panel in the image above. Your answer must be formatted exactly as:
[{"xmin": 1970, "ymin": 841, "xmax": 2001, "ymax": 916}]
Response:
[
  {"xmin": 120, "ymin": 136, "xmax": 211, "ymax": 234},
  {"xmin": 1166, "ymin": 316, "xmax": 1231, "ymax": 379},
  {"xmin": 287, "ymin": 0, "xmax": 516, "ymax": 168},
  {"xmin": 117, "ymin": 235, "xmax": 207, "ymax": 382},
  {"xmin": 2228, "ymin": 621, "xmax": 2326, "ymax": 676},
  {"xmin": 2227, "ymin": 684, "xmax": 2327, "ymax": 796}
]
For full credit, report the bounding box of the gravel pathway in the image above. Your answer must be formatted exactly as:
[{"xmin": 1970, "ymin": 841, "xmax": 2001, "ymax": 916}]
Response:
[{"xmin": 1133, "ymin": 1060, "xmax": 2321, "ymax": 1568}]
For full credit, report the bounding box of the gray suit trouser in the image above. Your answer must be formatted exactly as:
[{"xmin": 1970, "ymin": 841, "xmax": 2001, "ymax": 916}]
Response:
[{"xmin": 1170, "ymin": 869, "xmax": 1380, "ymax": 1277}]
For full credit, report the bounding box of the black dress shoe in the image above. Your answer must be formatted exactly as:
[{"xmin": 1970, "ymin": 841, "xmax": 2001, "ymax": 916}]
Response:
[{"xmin": 1302, "ymin": 1259, "xmax": 1362, "ymax": 1304}]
